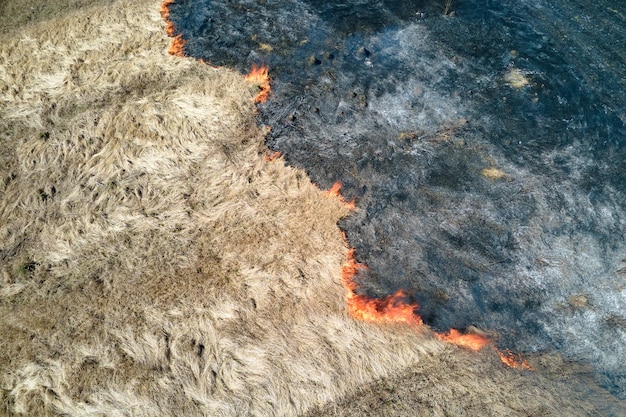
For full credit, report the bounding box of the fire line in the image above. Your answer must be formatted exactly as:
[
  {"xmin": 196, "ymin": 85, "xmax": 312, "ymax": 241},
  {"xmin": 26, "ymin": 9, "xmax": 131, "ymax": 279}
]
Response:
[
  {"xmin": 160, "ymin": 1, "xmax": 270, "ymax": 100},
  {"xmin": 160, "ymin": 0, "xmax": 186, "ymax": 56},
  {"xmin": 245, "ymin": 64, "xmax": 272, "ymax": 104},
  {"xmin": 324, "ymin": 182, "xmax": 356, "ymax": 211},
  {"xmin": 329, "ymin": 184, "xmax": 531, "ymax": 370},
  {"xmin": 159, "ymin": 0, "xmax": 531, "ymax": 371}
]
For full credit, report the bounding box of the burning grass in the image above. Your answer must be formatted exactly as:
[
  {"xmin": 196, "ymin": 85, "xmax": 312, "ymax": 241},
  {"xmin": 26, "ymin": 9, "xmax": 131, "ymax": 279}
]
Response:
[
  {"xmin": 330, "ymin": 183, "xmax": 531, "ymax": 370},
  {"xmin": 0, "ymin": 0, "xmax": 622, "ymax": 415},
  {"xmin": 245, "ymin": 64, "xmax": 272, "ymax": 103},
  {"xmin": 160, "ymin": 0, "xmax": 186, "ymax": 56},
  {"xmin": 341, "ymin": 248, "xmax": 422, "ymax": 326}
]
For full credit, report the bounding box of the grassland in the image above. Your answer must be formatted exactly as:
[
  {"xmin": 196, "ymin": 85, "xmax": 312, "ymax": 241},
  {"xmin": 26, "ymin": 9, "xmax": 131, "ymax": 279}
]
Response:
[
  {"xmin": 0, "ymin": 0, "xmax": 109, "ymax": 35},
  {"xmin": 0, "ymin": 0, "xmax": 623, "ymax": 415}
]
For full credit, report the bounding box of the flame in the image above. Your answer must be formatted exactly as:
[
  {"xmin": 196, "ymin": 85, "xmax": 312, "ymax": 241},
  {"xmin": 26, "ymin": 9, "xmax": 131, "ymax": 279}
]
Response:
[
  {"xmin": 339, "ymin": 228, "xmax": 532, "ymax": 370},
  {"xmin": 436, "ymin": 330, "xmax": 533, "ymax": 369},
  {"xmin": 323, "ymin": 181, "xmax": 356, "ymax": 210},
  {"xmin": 168, "ymin": 35, "xmax": 186, "ymax": 57},
  {"xmin": 497, "ymin": 349, "xmax": 533, "ymax": 370},
  {"xmin": 245, "ymin": 65, "xmax": 271, "ymax": 103},
  {"xmin": 435, "ymin": 329, "xmax": 491, "ymax": 351},
  {"xmin": 347, "ymin": 289, "xmax": 423, "ymax": 326},
  {"xmin": 159, "ymin": 0, "xmax": 174, "ymax": 21},
  {"xmin": 264, "ymin": 150, "xmax": 282, "ymax": 162},
  {"xmin": 164, "ymin": 20, "xmax": 176, "ymax": 37},
  {"xmin": 160, "ymin": 0, "xmax": 186, "ymax": 56},
  {"xmin": 341, "ymin": 248, "xmax": 422, "ymax": 326}
]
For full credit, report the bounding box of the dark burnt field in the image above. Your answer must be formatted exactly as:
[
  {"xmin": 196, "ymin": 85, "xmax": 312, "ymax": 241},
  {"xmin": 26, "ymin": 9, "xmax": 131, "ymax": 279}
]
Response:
[{"xmin": 168, "ymin": 0, "xmax": 626, "ymax": 399}]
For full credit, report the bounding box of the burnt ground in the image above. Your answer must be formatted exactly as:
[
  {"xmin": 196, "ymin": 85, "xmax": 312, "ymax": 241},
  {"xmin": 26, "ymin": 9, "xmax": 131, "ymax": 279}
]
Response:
[{"xmin": 168, "ymin": 0, "xmax": 626, "ymax": 399}]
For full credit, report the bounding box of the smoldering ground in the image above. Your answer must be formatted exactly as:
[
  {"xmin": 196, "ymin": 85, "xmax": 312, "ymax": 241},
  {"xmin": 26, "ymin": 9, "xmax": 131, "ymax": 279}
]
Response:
[{"xmin": 1, "ymin": 0, "xmax": 626, "ymax": 416}]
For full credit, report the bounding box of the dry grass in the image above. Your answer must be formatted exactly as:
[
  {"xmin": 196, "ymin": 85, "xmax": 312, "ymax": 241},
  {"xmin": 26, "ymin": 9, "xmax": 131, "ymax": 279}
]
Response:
[
  {"xmin": 308, "ymin": 347, "xmax": 626, "ymax": 417},
  {"xmin": 0, "ymin": 0, "xmax": 110, "ymax": 35},
  {"xmin": 0, "ymin": 0, "xmax": 624, "ymax": 416},
  {"xmin": 0, "ymin": 1, "xmax": 436, "ymax": 415}
]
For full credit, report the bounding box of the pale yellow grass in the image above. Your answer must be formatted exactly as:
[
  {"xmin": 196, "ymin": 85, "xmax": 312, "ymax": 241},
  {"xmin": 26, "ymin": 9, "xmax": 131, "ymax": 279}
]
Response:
[
  {"xmin": 0, "ymin": 1, "xmax": 437, "ymax": 415},
  {"xmin": 0, "ymin": 0, "xmax": 110, "ymax": 35},
  {"xmin": 0, "ymin": 0, "xmax": 622, "ymax": 416}
]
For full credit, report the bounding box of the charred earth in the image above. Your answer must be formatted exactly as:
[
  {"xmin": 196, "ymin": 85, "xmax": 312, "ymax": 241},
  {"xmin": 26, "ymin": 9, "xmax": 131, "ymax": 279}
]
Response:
[{"xmin": 168, "ymin": 0, "xmax": 626, "ymax": 399}]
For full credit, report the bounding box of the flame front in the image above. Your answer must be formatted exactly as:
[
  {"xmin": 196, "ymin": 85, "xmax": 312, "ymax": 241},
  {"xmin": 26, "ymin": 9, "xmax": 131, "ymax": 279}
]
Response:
[
  {"xmin": 324, "ymin": 182, "xmax": 356, "ymax": 210},
  {"xmin": 156, "ymin": 2, "xmax": 531, "ymax": 371},
  {"xmin": 334, "ymin": 182, "xmax": 418, "ymax": 326},
  {"xmin": 342, "ymin": 248, "xmax": 422, "ymax": 326},
  {"xmin": 435, "ymin": 329, "xmax": 491, "ymax": 351},
  {"xmin": 436, "ymin": 330, "xmax": 533, "ymax": 369},
  {"xmin": 160, "ymin": 0, "xmax": 186, "ymax": 56},
  {"xmin": 497, "ymin": 349, "xmax": 533, "ymax": 370},
  {"xmin": 245, "ymin": 65, "xmax": 271, "ymax": 103},
  {"xmin": 264, "ymin": 150, "xmax": 282, "ymax": 162},
  {"xmin": 339, "ymin": 214, "xmax": 531, "ymax": 369}
]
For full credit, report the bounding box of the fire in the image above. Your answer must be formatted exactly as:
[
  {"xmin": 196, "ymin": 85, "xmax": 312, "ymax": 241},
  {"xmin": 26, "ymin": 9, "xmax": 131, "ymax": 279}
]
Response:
[
  {"xmin": 164, "ymin": 20, "xmax": 176, "ymax": 37},
  {"xmin": 436, "ymin": 329, "xmax": 533, "ymax": 369},
  {"xmin": 337, "ymin": 218, "xmax": 533, "ymax": 369},
  {"xmin": 323, "ymin": 181, "xmax": 356, "ymax": 210},
  {"xmin": 347, "ymin": 289, "xmax": 423, "ymax": 326},
  {"xmin": 245, "ymin": 65, "xmax": 271, "ymax": 103},
  {"xmin": 341, "ymin": 234, "xmax": 532, "ymax": 368},
  {"xmin": 168, "ymin": 35, "xmax": 186, "ymax": 57},
  {"xmin": 341, "ymin": 242, "xmax": 534, "ymax": 370},
  {"xmin": 264, "ymin": 150, "xmax": 282, "ymax": 162},
  {"xmin": 341, "ymin": 248, "xmax": 422, "ymax": 326},
  {"xmin": 497, "ymin": 349, "xmax": 533, "ymax": 370},
  {"xmin": 160, "ymin": 0, "xmax": 186, "ymax": 56},
  {"xmin": 435, "ymin": 329, "xmax": 491, "ymax": 351},
  {"xmin": 159, "ymin": 0, "xmax": 174, "ymax": 21}
]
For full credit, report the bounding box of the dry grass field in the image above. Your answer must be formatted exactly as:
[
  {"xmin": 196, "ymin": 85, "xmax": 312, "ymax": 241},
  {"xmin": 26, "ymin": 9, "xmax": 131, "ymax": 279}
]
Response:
[
  {"xmin": 0, "ymin": 0, "xmax": 624, "ymax": 415},
  {"xmin": 0, "ymin": 0, "xmax": 109, "ymax": 35}
]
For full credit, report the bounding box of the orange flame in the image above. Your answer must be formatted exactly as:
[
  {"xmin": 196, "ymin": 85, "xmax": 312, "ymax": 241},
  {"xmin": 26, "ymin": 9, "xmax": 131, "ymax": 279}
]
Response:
[
  {"xmin": 245, "ymin": 65, "xmax": 271, "ymax": 103},
  {"xmin": 264, "ymin": 150, "xmax": 282, "ymax": 162},
  {"xmin": 168, "ymin": 35, "xmax": 186, "ymax": 57},
  {"xmin": 340, "ymin": 236, "xmax": 531, "ymax": 369},
  {"xmin": 435, "ymin": 329, "xmax": 491, "ymax": 351},
  {"xmin": 164, "ymin": 20, "xmax": 176, "ymax": 37},
  {"xmin": 341, "ymin": 248, "xmax": 422, "ymax": 326},
  {"xmin": 323, "ymin": 183, "xmax": 533, "ymax": 370},
  {"xmin": 436, "ymin": 330, "xmax": 533, "ymax": 369},
  {"xmin": 160, "ymin": 0, "xmax": 174, "ymax": 20},
  {"xmin": 323, "ymin": 181, "xmax": 356, "ymax": 210},
  {"xmin": 497, "ymin": 349, "xmax": 533, "ymax": 370},
  {"xmin": 160, "ymin": 0, "xmax": 186, "ymax": 56}
]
